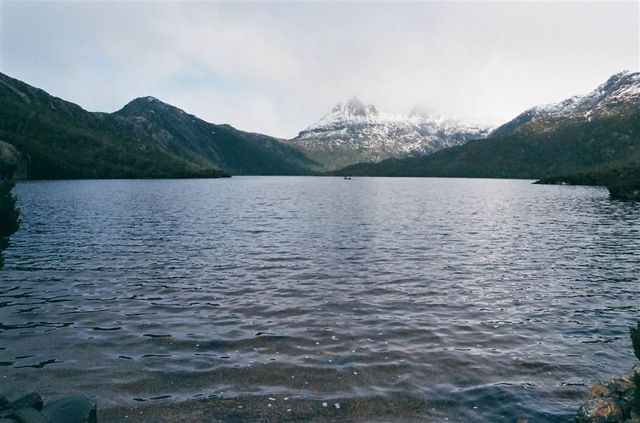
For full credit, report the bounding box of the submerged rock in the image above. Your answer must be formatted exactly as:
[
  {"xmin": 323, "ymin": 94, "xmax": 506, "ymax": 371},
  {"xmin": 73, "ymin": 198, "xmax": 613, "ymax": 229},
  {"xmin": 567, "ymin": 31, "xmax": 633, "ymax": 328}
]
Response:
[
  {"xmin": 42, "ymin": 396, "xmax": 97, "ymax": 423},
  {"xmin": 9, "ymin": 393, "xmax": 43, "ymax": 412},
  {"xmin": 0, "ymin": 393, "xmax": 96, "ymax": 423},
  {"xmin": 11, "ymin": 407, "xmax": 47, "ymax": 423}
]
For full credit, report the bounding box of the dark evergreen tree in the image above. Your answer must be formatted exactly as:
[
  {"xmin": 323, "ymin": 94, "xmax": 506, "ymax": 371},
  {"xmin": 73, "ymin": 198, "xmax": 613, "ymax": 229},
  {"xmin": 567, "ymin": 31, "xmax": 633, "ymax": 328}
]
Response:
[
  {"xmin": 633, "ymin": 372, "xmax": 640, "ymax": 415},
  {"xmin": 631, "ymin": 323, "xmax": 640, "ymax": 415},
  {"xmin": 0, "ymin": 180, "xmax": 20, "ymax": 269},
  {"xmin": 632, "ymin": 322, "xmax": 640, "ymax": 362}
]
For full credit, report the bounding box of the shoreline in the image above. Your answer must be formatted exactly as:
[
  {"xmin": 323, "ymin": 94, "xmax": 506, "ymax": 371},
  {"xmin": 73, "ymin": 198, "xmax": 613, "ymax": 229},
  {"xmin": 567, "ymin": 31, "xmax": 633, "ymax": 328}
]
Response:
[{"xmin": 576, "ymin": 364, "xmax": 640, "ymax": 422}]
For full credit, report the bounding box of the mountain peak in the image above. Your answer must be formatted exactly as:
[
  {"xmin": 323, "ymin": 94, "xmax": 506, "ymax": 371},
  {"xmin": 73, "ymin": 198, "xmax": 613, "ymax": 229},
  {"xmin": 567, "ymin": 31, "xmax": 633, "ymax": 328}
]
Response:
[
  {"xmin": 117, "ymin": 96, "xmax": 187, "ymax": 118},
  {"xmin": 292, "ymin": 97, "xmax": 494, "ymax": 171},
  {"xmin": 303, "ymin": 97, "xmax": 379, "ymax": 132},
  {"xmin": 330, "ymin": 96, "xmax": 377, "ymax": 118},
  {"xmin": 127, "ymin": 96, "xmax": 168, "ymax": 107},
  {"xmin": 596, "ymin": 70, "xmax": 640, "ymax": 97},
  {"xmin": 142, "ymin": 95, "xmax": 161, "ymax": 103},
  {"xmin": 343, "ymin": 96, "xmax": 364, "ymax": 110},
  {"xmin": 604, "ymin": 70, "xmax": 633, "ymax": 83}
]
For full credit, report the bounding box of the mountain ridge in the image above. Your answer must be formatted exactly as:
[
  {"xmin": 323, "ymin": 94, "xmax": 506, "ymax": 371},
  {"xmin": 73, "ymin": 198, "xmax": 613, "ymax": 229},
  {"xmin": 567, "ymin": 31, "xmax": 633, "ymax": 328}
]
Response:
[
  {"xmin": 0, "ymin": 72, "xmax": 317, "ymax": 179},
  {"xmin": 2, "ymin": 70, "xmax": 638, "ymax": 182}
]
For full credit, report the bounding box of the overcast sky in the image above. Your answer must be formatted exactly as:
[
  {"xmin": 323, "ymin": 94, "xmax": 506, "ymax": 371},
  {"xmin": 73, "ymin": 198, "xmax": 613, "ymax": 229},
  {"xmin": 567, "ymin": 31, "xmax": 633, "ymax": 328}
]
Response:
[{"xmin": 1, "ymin": 1, "xmax": 638, "ymax": 138}]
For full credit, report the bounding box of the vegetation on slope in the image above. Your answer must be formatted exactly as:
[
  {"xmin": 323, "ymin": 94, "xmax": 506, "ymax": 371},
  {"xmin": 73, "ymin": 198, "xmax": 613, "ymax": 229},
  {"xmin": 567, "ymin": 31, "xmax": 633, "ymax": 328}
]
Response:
[
  {"xmin": 334, "ymin": 114, "xmax": 640, "ymax": 180},
  {"xmin": 0, "ymin": 73, "xmax": 316, "ymax": 179},
  {"xmin": 632, "ymin": 323, "xmax": 640, "ymax": 415},
  {"xmin": 538, "ymin": 165, "xmax": 640, "ymax": 201}
]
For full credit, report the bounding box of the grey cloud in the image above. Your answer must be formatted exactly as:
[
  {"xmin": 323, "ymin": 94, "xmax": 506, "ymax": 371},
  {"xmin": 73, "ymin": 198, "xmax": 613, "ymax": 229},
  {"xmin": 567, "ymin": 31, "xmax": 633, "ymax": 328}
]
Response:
[{"xmin": 1, "ymin": 1, "xmax": 638, "ymax": 138}]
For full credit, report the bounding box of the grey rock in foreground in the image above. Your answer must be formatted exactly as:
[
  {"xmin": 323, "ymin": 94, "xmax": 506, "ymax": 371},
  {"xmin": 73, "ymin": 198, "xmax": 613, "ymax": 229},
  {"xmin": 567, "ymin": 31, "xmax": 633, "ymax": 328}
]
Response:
[{"xmin": 0, "ymin": 393, "xmax": 96, "ymax": 423}]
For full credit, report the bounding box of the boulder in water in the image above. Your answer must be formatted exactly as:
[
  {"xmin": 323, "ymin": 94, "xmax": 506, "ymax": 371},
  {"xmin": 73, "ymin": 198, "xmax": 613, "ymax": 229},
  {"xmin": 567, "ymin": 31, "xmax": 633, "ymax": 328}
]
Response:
[
  {"xmin": 576, "ymin": 398, "xmax": 624, "ymax": 422},
  {"xmin": 41, "ymin": 396, "xmax": 97, "ymax": 423}
]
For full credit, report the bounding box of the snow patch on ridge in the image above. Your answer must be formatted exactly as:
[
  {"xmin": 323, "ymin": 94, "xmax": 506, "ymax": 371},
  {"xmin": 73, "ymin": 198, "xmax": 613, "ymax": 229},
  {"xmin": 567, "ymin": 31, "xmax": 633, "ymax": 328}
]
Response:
[{"xmin": 517, "ymin": 71, "xmax": 639, "ymax": 121}]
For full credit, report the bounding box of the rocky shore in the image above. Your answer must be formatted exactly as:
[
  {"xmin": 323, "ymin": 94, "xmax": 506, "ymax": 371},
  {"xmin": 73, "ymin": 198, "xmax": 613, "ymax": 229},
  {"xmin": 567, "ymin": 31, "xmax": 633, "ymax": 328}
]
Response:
[
  {"xmin": 576, "ymin": 322, "xmax": 640, "ymax": 423},
  {"xmin": 0, "ymin": 393, "xmax": 96, "ymax": 423},
  {"xmin": 576, "ymin": 364, "xmax": 640, "ymax": 422}
]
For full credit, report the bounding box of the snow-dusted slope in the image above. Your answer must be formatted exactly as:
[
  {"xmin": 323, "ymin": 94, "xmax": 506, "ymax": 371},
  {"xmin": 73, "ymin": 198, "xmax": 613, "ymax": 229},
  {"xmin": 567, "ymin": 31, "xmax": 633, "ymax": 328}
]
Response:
[
  {"xmin": 492, "ymin": 71, "xmax": 640, "ymax": 137},
  {"xmin": 335, "ymin": 71, "xmax": 640, "ymax": 179},
  {"xmin": 287, "ymin": 97, "xmax": 494, "ymax": 171}
]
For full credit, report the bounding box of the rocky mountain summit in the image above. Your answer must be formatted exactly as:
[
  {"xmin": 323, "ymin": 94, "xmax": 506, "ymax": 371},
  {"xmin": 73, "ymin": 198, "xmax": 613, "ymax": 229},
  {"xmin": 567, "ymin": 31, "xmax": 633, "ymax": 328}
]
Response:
[
  {"xmin": 288, "ymin": 97, "xmax": 494, "ymax": 171},
  {"xmin": 492, "ymin": 70, "xmax": 640, "ymax": 137}
]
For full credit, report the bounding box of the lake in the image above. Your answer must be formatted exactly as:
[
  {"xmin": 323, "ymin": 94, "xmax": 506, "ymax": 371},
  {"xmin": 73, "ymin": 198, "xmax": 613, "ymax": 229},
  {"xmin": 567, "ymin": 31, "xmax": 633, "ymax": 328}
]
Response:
[{"xmin": 1, "ymin": 177, "xmax": 639, "ymax": 422}]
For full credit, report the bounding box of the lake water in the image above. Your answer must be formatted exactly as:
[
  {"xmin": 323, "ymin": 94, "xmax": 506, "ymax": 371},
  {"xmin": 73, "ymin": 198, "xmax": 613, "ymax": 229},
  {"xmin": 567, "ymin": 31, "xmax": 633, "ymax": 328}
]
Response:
[{"xmin": 1, "ymin": 177, "xmax": 639, "ymax": 422}]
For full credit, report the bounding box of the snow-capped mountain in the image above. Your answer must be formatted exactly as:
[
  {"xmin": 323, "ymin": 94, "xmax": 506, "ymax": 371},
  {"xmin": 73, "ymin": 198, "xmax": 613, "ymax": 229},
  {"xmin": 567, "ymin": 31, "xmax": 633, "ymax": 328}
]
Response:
[
  {"xmin": 338, "ymin": 70, "xmax": 640, "ymax": 180},
  {"xmin": 492, "ymin": 70, "xmax": 640, "ymax": 137},
  {"xmin": 287, "ymin": 97, "xmax": 495, "ymax": 171}
]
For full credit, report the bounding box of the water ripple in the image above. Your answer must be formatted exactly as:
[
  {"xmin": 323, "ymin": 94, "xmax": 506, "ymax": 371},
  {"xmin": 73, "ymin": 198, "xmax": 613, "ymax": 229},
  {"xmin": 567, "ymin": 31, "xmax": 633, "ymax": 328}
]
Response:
[{"xmin": 1, "ymin": 177, "xmax": 639, "ymax": 422}]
